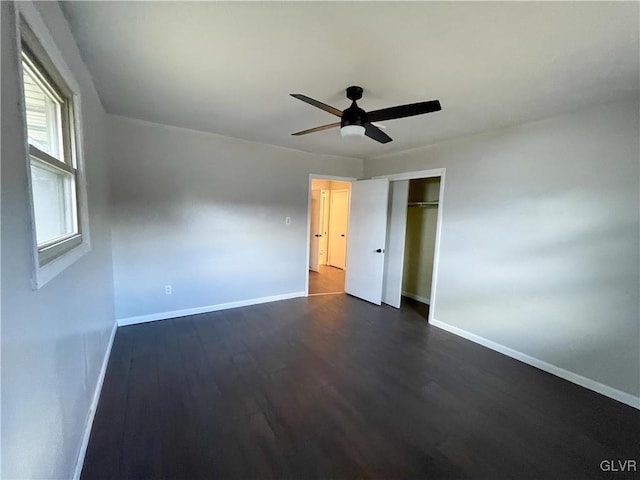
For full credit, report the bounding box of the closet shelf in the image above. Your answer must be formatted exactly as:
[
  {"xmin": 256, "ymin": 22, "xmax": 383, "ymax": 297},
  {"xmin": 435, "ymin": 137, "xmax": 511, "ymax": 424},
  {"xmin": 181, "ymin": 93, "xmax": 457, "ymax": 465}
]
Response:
[{"xmin": 408, "ymin": 201, "xmax": 438, "ymax": 207}]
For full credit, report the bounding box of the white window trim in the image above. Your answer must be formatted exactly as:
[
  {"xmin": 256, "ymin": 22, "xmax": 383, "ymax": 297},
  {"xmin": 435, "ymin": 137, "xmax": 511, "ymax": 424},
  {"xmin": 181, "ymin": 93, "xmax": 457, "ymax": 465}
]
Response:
[{"xmin": 15, "ymin": 1, "xmax": 91, "ymax": 289}]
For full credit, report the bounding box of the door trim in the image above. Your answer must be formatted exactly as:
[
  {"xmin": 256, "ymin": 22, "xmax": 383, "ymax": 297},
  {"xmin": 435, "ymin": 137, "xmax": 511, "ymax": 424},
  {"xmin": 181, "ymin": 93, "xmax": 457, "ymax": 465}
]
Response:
[
  {"xmin": 373, "ymin": 168, "xmax": 445, "ymax": 326},
  {"xmin": 305, "ymin": 174, "xmax": 357, "ymax": 296}
]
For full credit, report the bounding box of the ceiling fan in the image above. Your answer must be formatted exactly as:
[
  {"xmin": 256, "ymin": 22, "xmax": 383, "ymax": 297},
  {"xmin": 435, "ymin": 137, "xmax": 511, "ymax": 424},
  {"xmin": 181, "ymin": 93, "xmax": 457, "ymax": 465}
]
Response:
[{"xmin": 290, "ymin": 86, "xmax": 441, "ymax": 144}]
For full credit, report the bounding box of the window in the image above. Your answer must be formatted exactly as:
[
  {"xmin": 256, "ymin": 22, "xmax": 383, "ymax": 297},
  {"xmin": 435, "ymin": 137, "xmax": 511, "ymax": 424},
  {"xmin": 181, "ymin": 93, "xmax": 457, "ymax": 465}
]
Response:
[
  {"xmin": 18, "ymin": 11, "xmax": 89, "ymax": 287},
  {"xmin": 21, "ymin": 46, "xmax": 82, "ymax": 265}
]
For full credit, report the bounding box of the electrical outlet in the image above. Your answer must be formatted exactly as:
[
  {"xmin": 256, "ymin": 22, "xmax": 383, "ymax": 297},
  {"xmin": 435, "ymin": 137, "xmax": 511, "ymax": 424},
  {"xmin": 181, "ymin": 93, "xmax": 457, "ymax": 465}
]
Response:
[
  {"xmin": 165, "ymin": 285, "xmax": 172, "ymax": 295},
  {"xmin": 285, "ymin": 216, "xmax": 291, "ymax": 225}
]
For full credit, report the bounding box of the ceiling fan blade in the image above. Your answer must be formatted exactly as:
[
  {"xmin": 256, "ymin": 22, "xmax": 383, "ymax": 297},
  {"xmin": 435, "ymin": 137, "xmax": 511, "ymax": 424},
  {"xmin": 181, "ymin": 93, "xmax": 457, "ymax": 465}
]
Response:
[
  {"xmin": 290, "ymin": 94, "xmax": 343, "ymax": 117},
  {"xmin": 367, "ymin": 100, "xmax": 441, "ymax": 123},
  {"xmin": 292, "ymin": 122, "xmax": 341, "ymax": 136},
  {"xmin": 365, "ymin": 123, "xmax": 392, "ymax": 144}
]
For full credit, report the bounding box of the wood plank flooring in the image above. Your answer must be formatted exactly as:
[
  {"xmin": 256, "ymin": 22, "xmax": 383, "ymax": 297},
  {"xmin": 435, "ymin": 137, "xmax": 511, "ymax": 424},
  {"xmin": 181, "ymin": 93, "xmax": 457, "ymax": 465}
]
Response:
[
  {"xmin": 309, "ymin": 265, "xmax": 345, "ymax": 295},
  {"xmin": 82, "ymin": 295, "xmax": 639, "ymax": 479}
]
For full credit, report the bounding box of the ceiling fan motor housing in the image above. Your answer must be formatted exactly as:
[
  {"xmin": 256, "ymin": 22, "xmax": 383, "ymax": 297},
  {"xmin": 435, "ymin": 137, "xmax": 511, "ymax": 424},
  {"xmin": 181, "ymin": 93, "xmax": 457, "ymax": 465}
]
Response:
[
  {"xmin": 341, "ymin": 102, "xmax": 367, "ymax": 128},
  {"xmin": 346, "ymin": 86, "xmax": 363, "ymax": 101},
  {"xmin": 342, "ymin": 86, "xmax": 367, "ymax": 128}
]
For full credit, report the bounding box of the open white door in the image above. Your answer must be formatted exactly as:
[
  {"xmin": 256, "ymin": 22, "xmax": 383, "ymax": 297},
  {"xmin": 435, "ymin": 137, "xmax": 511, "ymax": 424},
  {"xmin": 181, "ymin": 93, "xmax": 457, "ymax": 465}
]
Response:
[
  {"xmin": 382, "ymin": 180, "xmax": 409, "ymax": 308},
  {"xmin": 309, "ymin": 189, "xmax": 321, "ymax": 272},
  {"xmin": 345, "ymin": 178, "xmax": 390, "ymax": 305}
]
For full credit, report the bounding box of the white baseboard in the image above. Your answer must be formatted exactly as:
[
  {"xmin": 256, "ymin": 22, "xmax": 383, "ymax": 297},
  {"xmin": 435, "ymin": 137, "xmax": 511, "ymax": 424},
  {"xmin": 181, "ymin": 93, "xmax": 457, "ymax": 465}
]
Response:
[
  {"xmin": 117, "ymin": 291, "xmax": 307, "ymax": 327},
  {"xmin": 430, "ymin": 318, "xmax": 640, "ymax": 410},
  {"xmin": 402, "ymin": 291, "xmax": 430, "ymax": 304},
  {"xmin": 73, "ymin": 320, "xmax": 118, "ymax": 480}
]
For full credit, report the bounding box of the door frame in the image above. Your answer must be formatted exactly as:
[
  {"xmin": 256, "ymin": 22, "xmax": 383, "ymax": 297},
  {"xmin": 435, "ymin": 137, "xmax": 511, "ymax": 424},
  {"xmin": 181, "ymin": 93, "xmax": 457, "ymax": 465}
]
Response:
[
  {"xmin": 305, "ymin": 174, "xmax": 357, "ymax": 296},
  {"xmin": 373, "ymin": 168, "xmax": 446, "ymax": 325}
]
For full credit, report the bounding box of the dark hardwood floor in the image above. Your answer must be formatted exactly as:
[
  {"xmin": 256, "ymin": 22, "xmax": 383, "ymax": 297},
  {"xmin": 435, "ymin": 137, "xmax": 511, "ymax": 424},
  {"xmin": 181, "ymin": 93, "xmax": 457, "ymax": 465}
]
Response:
[
  {"xmin": 82, "ymin": 294, "xmax": 639, "ymax": 479},
  {"xmin": 309, "ymin": 265, "xmax": 345, "ymax": 295}
]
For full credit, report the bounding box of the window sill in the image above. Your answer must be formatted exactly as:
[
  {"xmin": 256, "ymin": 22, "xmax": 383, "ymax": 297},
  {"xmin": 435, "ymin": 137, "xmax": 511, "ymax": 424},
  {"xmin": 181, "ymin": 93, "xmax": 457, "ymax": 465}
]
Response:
[
  {"xmin": 39, "ymin": 233, "xmax": 83, "ymax": 266},
  {"xmin": 32, "ymin": 239, "xmax": 90, "ymax": 289}
]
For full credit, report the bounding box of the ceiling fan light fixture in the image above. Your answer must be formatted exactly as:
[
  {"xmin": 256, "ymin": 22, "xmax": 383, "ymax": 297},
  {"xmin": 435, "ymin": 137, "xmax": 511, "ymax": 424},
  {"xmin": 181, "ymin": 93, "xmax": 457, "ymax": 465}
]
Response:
[{"xmin": 341, "ymin": 124, "xmax": 366, "ymax": 137}]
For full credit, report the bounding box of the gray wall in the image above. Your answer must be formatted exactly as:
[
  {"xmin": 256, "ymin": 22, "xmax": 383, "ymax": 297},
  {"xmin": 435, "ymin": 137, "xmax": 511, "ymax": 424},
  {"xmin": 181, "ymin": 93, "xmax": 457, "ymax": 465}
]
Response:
[
  {"xmin": 1, "ymin": 2, "xmax": 115, "ymax": 478},
  {"xmin": 108, "ymin": 115, "xmax": 362, "ymax": 321},
  {"xmin": 365, "ymin": 99, "xmax": 640, "ymax": 398}
]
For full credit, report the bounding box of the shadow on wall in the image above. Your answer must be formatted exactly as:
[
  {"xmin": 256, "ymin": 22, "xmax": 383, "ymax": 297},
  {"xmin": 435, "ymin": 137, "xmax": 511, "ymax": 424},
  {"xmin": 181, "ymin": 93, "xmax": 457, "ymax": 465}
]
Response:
[{"xmin": 436, "ymin": 189, "xmax": 639, "ymax": 394}]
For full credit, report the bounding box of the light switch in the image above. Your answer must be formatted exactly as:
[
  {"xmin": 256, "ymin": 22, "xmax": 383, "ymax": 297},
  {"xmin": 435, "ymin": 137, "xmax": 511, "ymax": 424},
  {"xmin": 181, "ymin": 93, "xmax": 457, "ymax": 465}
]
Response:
[{"xmin": 285, "ymin": 217, "xmax": 291, "ymax": 225}]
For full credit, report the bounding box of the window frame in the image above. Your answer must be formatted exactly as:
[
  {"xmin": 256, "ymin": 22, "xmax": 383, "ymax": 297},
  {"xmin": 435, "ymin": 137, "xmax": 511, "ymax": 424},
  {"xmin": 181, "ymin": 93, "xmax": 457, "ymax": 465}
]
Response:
[{"xmin": 15, "ymin": 2, "xmax": 91, "ymax": 289}]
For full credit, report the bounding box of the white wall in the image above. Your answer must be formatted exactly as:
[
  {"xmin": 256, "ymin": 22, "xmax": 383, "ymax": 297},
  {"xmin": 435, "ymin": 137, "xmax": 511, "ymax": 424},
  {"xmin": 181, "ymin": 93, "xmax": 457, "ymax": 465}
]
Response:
[
  {"xmin": 365, "ymin": 99, "xmax": 640, "ymax": 400},
  {"xmin": 1, "ymin": 2, "xmax": 115, "ymax": 478},
  {"xmin": 311, "ymin": 179, "xmax": 351, "ymax": 191},
  {"xmin": 108, "ymin": 115, "xmax": 362, "ymax": 322}
]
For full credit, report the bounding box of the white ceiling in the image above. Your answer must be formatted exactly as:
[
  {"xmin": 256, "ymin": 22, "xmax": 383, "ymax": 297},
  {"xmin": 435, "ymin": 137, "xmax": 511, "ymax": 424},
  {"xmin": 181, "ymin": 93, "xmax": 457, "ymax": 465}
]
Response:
[{"xmin": 61, "ymin": 1, "xmax": 639, "ymax": 160}]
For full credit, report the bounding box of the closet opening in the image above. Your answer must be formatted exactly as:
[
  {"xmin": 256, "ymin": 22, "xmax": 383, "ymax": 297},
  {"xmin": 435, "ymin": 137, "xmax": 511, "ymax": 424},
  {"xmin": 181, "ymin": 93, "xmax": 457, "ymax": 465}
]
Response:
[
  {"xmin": 400, "ymin": 177, "xmax": 440, "ymax": 318},
  {"xmin": 382, "ymin": 170, "xmax": 444, "ymax": 323},
  {"xmin": 307, "ymin": 178, "xmax": 352, "ymax": 295}
]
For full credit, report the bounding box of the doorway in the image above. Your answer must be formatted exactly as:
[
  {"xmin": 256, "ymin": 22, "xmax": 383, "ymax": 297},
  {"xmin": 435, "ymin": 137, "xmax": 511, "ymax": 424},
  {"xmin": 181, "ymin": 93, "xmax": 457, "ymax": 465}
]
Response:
[
  {"xmin": 308, "ymin": 178, "xmax": 352, "ymax": 295},
  {"xmin": 305, "ymin": 169, "xmax": 444, "ymax": 321}
]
